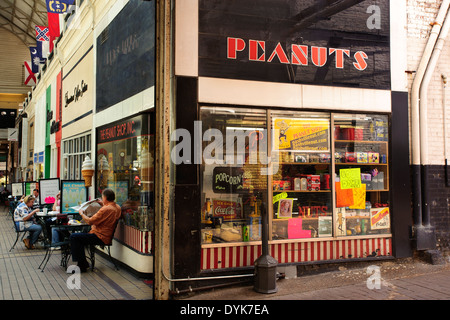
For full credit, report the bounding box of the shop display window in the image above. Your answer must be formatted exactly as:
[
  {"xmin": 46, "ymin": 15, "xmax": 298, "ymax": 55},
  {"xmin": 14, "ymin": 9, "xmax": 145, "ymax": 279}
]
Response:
[
  {"xmin": 199, "ymin": 108, "xmax": 391, "ymax": 245},
  {"xmin": 333, "ymin": 114, "xmax": 391, "ymax": 236},
  {"xmin": 96, "ymin": 114, "xmax": 154, "ymax": 232},
  {"xmin": 200, "ymin": 107, "xmax": 268, "ymax": 244},
  {"xmin": 270, "ymin": 112, "xmax": 333, "ymax": 239}
]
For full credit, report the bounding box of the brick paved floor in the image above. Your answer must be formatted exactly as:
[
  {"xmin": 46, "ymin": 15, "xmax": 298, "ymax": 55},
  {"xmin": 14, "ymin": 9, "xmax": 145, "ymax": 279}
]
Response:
[
  {"xmin": 180, "ymin": 251, "xmax": 450, "ymax": 300},
  {"xmin": 0, "ymin": 206, "xmax": 153, "ymax": 300}
]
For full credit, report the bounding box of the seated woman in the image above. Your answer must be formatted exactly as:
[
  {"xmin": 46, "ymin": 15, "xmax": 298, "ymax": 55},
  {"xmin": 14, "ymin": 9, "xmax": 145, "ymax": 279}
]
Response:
[
  {"xmin": 70, "ymin": 188, "xmax": 123, "ymax": 272},
  {"xmin": 14, "ymin": 195, "xmax": 43, "ymax": 249}
]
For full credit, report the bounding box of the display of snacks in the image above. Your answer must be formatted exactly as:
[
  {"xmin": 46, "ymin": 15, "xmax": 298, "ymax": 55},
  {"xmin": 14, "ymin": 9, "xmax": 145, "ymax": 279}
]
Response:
[
  {"xmin": 345, "ymin": 152, "xmax": 357, "ymax": 163},
  {"xmin": 357, "ymin": 152, "xmax": 368, "ymax": 163},
  {"xmin": 273, "ymin": 180, "xmax": 292, "ymax": 191},
  {"xmin": 368, "ymin": 152, "xmax": 379, "ymax": 163}
]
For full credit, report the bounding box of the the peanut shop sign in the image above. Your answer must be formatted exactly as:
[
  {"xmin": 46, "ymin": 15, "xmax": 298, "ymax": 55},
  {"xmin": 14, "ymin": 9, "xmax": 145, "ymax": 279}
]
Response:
[{"xmin": 198, "ymin": 0, "xmax": 390, "ymax": 89}]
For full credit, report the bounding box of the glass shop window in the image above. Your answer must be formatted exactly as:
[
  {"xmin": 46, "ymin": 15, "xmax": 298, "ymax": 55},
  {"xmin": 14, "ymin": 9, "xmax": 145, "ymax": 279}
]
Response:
[
  {"xmin": 96, "ymin": 114, "xmax": 154, "ymax": 232},
  {"xmin": 200, "ymin": 107, "xmax": 268, "ymax": 244},
  {"xmin": 271, "ymin": 112, "xmax": 333, "ymax": 240},
  {"xmin": 333, "ymin": 114, "xmax": 391, "ymax": 237}
]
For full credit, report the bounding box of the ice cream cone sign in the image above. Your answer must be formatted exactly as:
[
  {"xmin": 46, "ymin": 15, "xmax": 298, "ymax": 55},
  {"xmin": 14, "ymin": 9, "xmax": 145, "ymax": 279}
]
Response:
[{"xmin": 82, "ymin": 156, "xmax": 94, "ymax": 187}]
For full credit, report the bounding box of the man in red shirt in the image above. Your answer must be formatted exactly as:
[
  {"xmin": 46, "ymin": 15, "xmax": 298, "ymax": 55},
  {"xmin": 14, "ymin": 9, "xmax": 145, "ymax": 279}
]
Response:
[{"xmin": 70, "ymin": 188, "xmax": 122, "ymax": 272}]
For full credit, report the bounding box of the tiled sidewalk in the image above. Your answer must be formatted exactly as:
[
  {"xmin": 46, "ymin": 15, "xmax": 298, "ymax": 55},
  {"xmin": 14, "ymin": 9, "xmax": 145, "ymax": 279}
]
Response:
[{"xmin": 0, "ymin": 206, "xmax": 153, "ymax": 300}]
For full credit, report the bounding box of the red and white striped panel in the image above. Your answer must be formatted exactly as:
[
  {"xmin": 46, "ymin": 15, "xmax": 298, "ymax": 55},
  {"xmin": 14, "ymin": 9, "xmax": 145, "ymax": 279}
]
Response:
[
  {"xmin": 201, "ymin": 238, "xmax": 392, "ymax": 271},
  {"xmin": 114, "ymin": 224, "xmax": 152, "ymax": 254}
]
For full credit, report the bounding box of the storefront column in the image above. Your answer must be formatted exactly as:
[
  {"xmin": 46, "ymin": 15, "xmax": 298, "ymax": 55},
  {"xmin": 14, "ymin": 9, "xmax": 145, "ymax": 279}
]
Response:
[{"xmin": 154, "ymin": 0, "xmax": 173, "ymax": 301}]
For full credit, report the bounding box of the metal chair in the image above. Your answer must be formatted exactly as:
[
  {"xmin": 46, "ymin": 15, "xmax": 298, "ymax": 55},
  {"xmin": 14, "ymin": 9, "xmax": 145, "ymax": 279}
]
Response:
[
  {"xmin": 38, "ymin": 240, "xmax": 71, "ymax": 272},
  {"xmin": 87, "ymin": 220, "xmax": 120, "ymax": 271},
  {"xmin": 9, "ymin": 207, "xmax": 28, "ymax": 252}
]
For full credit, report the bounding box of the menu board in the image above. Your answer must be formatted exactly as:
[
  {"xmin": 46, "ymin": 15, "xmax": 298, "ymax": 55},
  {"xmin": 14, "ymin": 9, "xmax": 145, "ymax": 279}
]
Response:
[
  {"xmin": 11, "ymin": 183, "xmax": 24, "ymax": 197},
  {"xmin": 273, "ymin": 118, "xmax": 330, "ymax": 152},
  {"xmin": 39, "ymin": 178, "xmax": 60, "ymax": 206},
  {"xmin": 61, "ymin": 180, "xmax": 87, "ymax": 214}
]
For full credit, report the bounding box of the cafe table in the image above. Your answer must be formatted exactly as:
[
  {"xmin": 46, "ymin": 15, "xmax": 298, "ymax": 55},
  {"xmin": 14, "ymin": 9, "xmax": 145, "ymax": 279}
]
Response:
[
  {"xmin": 35, "ymin": 211, "xmax": 81, "ymax": 247},
  {"xmin": 38, "ymin": 220, "xmax": 91, "ymax": 272}
]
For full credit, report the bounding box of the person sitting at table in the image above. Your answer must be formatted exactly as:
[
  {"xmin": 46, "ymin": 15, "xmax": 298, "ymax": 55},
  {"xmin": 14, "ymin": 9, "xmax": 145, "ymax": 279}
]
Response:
[
  {"xmin": 48, "ymin": 192, "xmax": 65, "ymax": 249},
  {"xmin": 32, "ymin": 189, "xmax": 40, "ymax": 206},
  {"xmin": 70, "ymin": 188, "xmax": 123, "ymax": 272},
  {"xmin": 13, "ymin": 195, "xmax": 43, "ymax": 250},
  {"xmin": 52, "ymin": 192, "xmax": 60, "ymax": 212}
]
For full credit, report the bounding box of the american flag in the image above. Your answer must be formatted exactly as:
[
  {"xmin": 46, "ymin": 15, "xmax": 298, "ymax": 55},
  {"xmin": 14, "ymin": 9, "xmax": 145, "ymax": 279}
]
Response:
[{"xmin": 35, "ymin": 26, "xmax": 50, "ymax": 42}]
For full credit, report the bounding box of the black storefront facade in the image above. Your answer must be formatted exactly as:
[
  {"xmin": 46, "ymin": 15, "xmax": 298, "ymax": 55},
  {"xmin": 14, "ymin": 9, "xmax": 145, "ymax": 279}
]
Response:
[{"xmin": 172, "ymin": 0, "xmax": 412, "ymax": 288}]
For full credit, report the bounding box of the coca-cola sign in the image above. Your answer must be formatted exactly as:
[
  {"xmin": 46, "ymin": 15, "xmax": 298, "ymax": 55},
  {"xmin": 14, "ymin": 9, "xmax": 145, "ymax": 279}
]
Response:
[{"xmin": 213, "ymin": 199, "xmax": 242, "ymax": 220}]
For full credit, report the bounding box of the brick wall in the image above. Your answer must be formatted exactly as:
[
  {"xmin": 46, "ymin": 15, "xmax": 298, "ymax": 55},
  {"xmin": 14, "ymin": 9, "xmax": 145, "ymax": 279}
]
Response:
[
  {"xmin": 407, "ymin": 0, "xmax": 450, "ymax": 166},
  {"xmin": 406, "ymin": 0, "xmax": 450, "ymax": 252},
  {"xmin": 425, "ymin": 165, "xmax": 450, "ymax": 251}
]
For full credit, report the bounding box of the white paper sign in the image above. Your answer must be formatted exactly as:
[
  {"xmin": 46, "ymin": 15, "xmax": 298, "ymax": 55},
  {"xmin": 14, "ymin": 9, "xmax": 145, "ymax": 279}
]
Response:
[{"xmin": 39, "ymin": 178, "xmax": 60, "ymax": 206}]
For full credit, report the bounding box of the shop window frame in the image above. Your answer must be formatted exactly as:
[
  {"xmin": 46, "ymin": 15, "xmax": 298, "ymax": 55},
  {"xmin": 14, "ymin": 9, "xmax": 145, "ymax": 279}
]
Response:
[{"xmin": 199, "ymin": 105, "xmax": 393, "ymax": 249}]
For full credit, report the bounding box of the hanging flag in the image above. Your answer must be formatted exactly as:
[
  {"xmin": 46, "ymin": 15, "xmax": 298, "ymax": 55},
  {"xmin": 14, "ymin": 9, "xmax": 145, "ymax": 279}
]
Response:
[
  {"xmin": 29, "ymin": 47, "xmax": 40, "ymax": 73},
  {"xmin": 24, "ymin": 61, "xmax": 37, "ymax": 86},
  {"xmin": 36, "ymin": 40, "xmax": 49, "ymax": 62},
  {"xmin": 46, "ymin": 0, "xmax": 74, "ymax": 14},
  {"xmin": 35, "ymin": 26, "xmax": 50, "ymax": 61},
  {"xmin": 47, "ymin": 12, "xmax": 60, "ymax": 38},
  {"xmin": 35, "ymin": 26, "xmax": 50, "ymax": 42}
]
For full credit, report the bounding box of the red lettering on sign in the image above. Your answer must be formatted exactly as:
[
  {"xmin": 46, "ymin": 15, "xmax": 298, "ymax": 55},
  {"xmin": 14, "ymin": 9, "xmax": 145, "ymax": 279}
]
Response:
[
  {"xmin": 291, "ymin": 44, "xmax": 308, "ymax": 66},
  {"xmin": 353, "ymin": 51, "xmax": 368, "ymax": 71},
  {"xmin": 249, "ymin": 40, "xmax": 265, "ymax": 62},
  {"xmin": 267, "ymin": 43, "xmax": 290, "ymax": 64},
  {"xmin": 227, "ymin": 37, "xmax": 246, "ymax": 59}
]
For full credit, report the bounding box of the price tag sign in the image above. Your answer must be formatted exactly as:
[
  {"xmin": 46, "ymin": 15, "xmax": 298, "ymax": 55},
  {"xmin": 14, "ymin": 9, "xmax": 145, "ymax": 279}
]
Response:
[{"xmin": 340, "ymin": 168, "xmax": 361, "ymax": 190}]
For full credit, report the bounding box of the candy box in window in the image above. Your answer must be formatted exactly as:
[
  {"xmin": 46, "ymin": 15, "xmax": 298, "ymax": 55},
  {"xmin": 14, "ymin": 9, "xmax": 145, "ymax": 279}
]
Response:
[
  {"xmin": 345, "ymin": 152, "xmax": 357, "ymax": 163},
  {"xmin": 304, "ymin": 175, "xmax": 320, "ymax": 191},
  {"xmin": 335, "ymin": 152, "xmax": 345, "ymax": 163},
  {"xmin": 273, "ymin": 180, "xmax": 291, "ymax": 191},
  {"xmin": 368, "ymin": 152, "xmax": 379, "ymax": 163},
  {"xmin": 319, "ymin": 153, "xmax": 331, "ymax": 163},
  {"xmin": 357, "ymin": 152, "xmax": 368, "ymax": 163}
]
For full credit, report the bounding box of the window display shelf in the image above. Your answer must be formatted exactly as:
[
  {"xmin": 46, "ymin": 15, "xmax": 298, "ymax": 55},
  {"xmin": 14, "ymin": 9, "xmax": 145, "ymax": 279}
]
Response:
[
  {"xmin": 335, "ymin": 163, "xmax": 388, "ymax": 166},
  {"xmin": 278, "ymin": 162, "xmax": 330, "ymax": 165},
  {"xmin": 335, "ymin": 140, "xmax": 388, "ymax": 144},
  {"xmin": 273, "ymin": 190, "xmax": 331, "ymax": 193}
]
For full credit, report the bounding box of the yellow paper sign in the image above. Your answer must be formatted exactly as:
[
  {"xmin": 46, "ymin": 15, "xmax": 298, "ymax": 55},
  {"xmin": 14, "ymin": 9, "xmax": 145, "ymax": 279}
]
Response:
[
  {"xmin": 340, "ymin": 168, "xmax": 361, "ymax": 190},
  {"xmin": 350, "ymin": 184, "xmax": 366, "ymax": 209},
  {"xmin": 273, "ymin": 192, "xmax": 288, "ymax": 204}
]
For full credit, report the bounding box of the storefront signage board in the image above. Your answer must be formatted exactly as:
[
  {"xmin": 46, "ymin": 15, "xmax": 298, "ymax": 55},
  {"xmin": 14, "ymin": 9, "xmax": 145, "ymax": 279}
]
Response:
[
  {"xmin": 199, "ymin": 0, "xmax": 390, "ymax": 89},
  {"xmin": 97, "ymin": 115, "xmax": 147, "ymax": 144}
]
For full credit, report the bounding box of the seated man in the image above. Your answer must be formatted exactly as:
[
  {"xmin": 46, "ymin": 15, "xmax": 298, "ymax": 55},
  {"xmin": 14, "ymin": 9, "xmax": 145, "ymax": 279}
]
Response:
[
  {"xmin": 70, "ymin": 188, "xmax": 122, "ymax": 272},
  {"xmin": 14, "ymin": 195, "xmax": 42, "ymax": 249}
]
